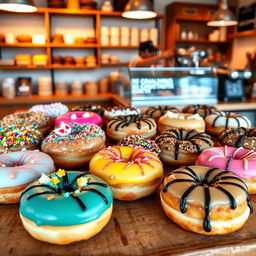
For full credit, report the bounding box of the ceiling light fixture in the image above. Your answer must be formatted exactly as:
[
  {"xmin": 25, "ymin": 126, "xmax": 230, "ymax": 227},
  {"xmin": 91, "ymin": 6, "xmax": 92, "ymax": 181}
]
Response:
[
  {"xmin": 207, "ymin": 0, "xmax": 237, "ymax": 27},
  {"xmin": 122, "ymin": 0, "xmax": 157, "ymax": 19},
  {"xmin": 0, "ymin": 0, "xmax": 37, "ymax": 13}
]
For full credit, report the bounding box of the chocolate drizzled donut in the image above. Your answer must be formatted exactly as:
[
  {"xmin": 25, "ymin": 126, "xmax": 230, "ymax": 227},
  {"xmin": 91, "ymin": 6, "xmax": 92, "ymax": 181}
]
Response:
[
  {"xmin": 71, "ymin": 104, "xmax": 104, "ymax": 116},
  {"xmin": 145, "ymin": 106, "xmax": 180, "ymax": 119},
  {"xmin": 108, "ymin": 115, "xmax": 156, "ymax": 131},
  {"xmin": 219, "ymin": 127, "xmax": 256, "ymax": 150},
  {"xmin": 156, "ymin": 128, "xmax": 213, "ymax": 160},
  {"xmin": 183, "ymin": 104, "xmax": 217, "ymax": 118},
  {"xmin": 162, "ymin": 166, "xmax": 253, "ymax": 232}
]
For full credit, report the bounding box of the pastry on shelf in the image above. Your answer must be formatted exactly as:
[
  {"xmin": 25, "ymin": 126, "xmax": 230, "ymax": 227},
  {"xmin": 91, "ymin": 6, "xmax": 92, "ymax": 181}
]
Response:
[
  {"xmin": 16, "ymin": 35, "xmax": 32, "ymax": 43},
  {"xmin": 52, "ymin": 56, "xmax": 63, "ymax": 65},
  {"xmin": 64, "ymin": 56, "xmax": 75, "ymax": 65},
  {"xmin": 75, "ymin": 57, "xmax": 85, "ymax": 66},
  {"xmin": 32, "ymin": 55, "xmax": 48, "ymax": 66},
  {"xmin": 48, "ymin": 0, "xmax": 65, "ymax": 8},
  {"xmin": 74, "ymin": 37, "xmax": 85, "ymax": 44},
  {"xmin": 85, "ymin": 37, "xmax": 97, "ymax": 44},
  {"xmin": 52, "ymin": 33, "xmax": 64, "ymax": 43},
  {"xmin": 80, "ymin": 0, "xmax": 97, "ymax": 10},
  {"xmin": 15, "ymin": 54, "xmax": 31, "ymax": 66},
  {"xmin": 0, "ymin": 34, "xmax": 5, "ymax": 43},
  {"xmin": 85, "ymin": 55, "xmax": 96, "ymax": 67}
]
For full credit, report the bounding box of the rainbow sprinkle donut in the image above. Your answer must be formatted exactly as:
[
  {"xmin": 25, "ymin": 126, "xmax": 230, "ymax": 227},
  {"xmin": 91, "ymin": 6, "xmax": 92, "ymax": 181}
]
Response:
[{"xmin": 0, "ymin": 123, "xmax": 42, "ymax": 153}]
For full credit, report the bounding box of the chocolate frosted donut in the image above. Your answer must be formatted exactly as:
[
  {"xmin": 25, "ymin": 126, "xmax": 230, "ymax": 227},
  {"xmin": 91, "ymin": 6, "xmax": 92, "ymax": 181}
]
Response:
[
  {"xmin": 218, "ymin": 127, "xmax": 256, "ymax": 150},
  {"xmin": 205, "ymin": 111, "xmax": 251, "ymax": 136},
  {"xmin": 145, "ymin": 106, "xmax": 180, "ymax": 120},
  {"xmin": 183, "ymin": 104, "xmax": 217, "ymax": 118},
  {"xmin": 72, "ymin": 104, "xmax": 104, "ymax": 116},
  {"xmin": 160, "ymin": 165, "xmax": 253, "ymax": 235},
  {"xmin": 107, "ymin": 115, "xmax": 157, "ymax": 141},
  {"xmin": 155, "ymin": 128, "xmax": 213, "ymax": 166}
]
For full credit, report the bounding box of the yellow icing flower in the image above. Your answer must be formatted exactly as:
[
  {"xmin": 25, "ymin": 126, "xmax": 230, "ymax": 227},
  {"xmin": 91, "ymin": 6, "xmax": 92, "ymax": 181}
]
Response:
[
  {"xmin": 51, "ymin": 176, "xmax": 60, "ymax": 185},
  {"xmin": 77, "ymin": 177, "xmax": 89, "ymax": 187},
  {"xmin": 56, "ymin": 169, "xmax": 66, "ymax": 177}
]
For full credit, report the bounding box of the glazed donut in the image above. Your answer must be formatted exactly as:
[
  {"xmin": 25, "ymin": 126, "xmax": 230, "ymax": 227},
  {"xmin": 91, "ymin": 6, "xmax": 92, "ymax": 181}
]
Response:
[
  {"xmin": 103, "ymin": 106, "xmax": 140, "ymax": 123},
  {"xmin": 158, "ymin": 111, "xmax": 205, "ymax": 133},
  {"xmin": 160, "ymin": 165, "xmax": 252, "ymax": 235},
  {"xmin": 182, "ymin": 104, "xmax": 217, "ymax": 118},
  {"xmin": 89, "ymin": 146, "xmax": 163, "ymax": 200},
  {"xmin": 19, "ymin": 170, "xmax": 113, "ymax": 244},
  {"xmin": 55, "ymin": 111, "xmax": 102, "ymax": 127},
  {"xmin": 0, "ymin": 150, "xmax": 54, "ymax": 203},
  {"xmin": 118, "ymin": 135, "xmax": 161, "ymax": 156},
  {"xmin": 41, "ymin": 123, "xmax": 105, "ymax": 168},
  {"xmin": 71, "ymin": 104, "xmax": 104, "ymax": 116},
  {"xmin": 145, "ymin": 106, "xmax": 180, "ymax": 120},
  {"xmin": 205, "ymin": 111, "xmax": 251, "ymax": 136},
  {"xmin": 155, "ymin": 128, "xmax": 213, "ymax": 166},
  {"xmin": 107, "ymin": 115, "xmax": 157, "ymax": 141},
  {"xmin": 0, "ymin": 123, "xmax": 42, "ymax": 153},
  {"xmin": 218, "ymin": 127, "xmax": 256, "ymax": 150},
  {"xmin": 196, "ymin": 146, "xmax": 256, "ymax": 194},
  {"xmin": 2, "ymin": 112, "xmax": 51, "ymax": 136}
]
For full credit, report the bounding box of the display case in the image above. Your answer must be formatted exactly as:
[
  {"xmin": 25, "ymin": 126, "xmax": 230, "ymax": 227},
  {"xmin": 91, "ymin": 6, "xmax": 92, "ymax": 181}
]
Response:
[{"xmin": 118, "ymin": 67, "xmax": 218, "ymax": 107}]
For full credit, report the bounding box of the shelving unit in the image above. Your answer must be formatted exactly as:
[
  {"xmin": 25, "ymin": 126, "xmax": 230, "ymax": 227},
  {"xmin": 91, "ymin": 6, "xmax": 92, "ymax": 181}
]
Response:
[
  {"xmin": 229, "ymin": 30, "xmax": 256, "ymax": 38},
  {"xmin": 165, "ymin": 2, "xmax": 234, "ymax": 61}
]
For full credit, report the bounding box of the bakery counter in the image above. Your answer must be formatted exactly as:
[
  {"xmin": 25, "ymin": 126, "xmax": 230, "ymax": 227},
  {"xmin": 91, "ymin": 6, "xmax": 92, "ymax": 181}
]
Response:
[
  {"xmin": 0, "ymin": 93, "xmax": 129, "ymax": 119},
  {"xmin": 1, "ymin": 191, "xmax": 256, "ymax": 255},
  {"xmin": 216, "ymin": 99, "xmax": 256, "ymax": 112}
]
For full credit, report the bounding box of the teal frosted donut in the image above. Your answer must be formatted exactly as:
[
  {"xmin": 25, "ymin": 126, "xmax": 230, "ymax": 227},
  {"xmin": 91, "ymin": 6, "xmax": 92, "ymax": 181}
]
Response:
[{"xmin": 19, "ymin": 170, "xmax": 113, "ymax": 244}]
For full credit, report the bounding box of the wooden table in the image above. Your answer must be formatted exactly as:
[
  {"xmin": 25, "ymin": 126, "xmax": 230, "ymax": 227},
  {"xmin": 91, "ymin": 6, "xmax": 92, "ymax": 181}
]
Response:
[{"xmin": 1, "ymin": 191, "xmax": 256, "ymax": 255}]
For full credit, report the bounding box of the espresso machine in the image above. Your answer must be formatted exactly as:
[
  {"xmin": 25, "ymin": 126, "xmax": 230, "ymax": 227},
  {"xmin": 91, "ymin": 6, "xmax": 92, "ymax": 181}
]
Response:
[{"xmin": 217, "ymin": 69, "xmax": 252, "ymax": 102}]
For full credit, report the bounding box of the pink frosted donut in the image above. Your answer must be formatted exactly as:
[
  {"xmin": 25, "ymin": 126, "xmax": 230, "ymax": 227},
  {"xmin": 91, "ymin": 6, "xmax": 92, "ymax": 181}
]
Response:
[
  {"xmin": 55, "ymin": 111, "xmax": 102, "ymax": 127},
  {"xmin": 196, "ymin": 146, "xmax": 256, "ymax": 194}
]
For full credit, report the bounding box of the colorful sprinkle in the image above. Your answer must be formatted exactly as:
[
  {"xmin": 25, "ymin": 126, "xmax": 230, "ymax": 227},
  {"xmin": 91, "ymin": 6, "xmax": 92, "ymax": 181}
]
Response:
[
  {"xmin": 47, "ymin": 195, "xmax": 55, "ymax": 200},
  {"xmin": 77, "ymin": 176, "xmax": 89, "ymax": 187}
]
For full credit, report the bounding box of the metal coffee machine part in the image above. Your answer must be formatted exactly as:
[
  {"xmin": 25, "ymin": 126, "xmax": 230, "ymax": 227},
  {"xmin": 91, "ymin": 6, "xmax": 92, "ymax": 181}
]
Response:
[{"xmin": 217, "ymin": 69, "xmax": 252, "ymax": 102}]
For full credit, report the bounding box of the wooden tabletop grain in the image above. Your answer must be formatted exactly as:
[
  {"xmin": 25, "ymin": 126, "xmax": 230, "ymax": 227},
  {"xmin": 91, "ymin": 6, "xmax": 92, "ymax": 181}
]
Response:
[{"xmin": 1, "ymin": 192, "xmax": 256, "ymax": 256}]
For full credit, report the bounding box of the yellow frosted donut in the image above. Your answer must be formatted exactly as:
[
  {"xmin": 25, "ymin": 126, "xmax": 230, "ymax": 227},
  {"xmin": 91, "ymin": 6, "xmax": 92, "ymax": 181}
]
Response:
[{"xmin": 89, "ymin": 146, "xmax": 163, "ymax": 201}]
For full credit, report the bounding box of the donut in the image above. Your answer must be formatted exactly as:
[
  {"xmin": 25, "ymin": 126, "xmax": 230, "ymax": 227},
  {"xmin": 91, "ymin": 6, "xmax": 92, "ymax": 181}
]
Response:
[
  {"xmin": 2, "ymin": 112, "xmax": 51, "ymax": 136},
  {"xmin": 155, "ymin": 128, "xmax": 213, "ymax": 166},
  {"xmin": 205, "ymin": 111, "xmax": 251, "ymax": 136},
  {"xmin": 19, "ymin": 169, "xmax": 113, "ymax": 244},
  {"xmin": 182, "ymin": 104, "xmax": 217, "ymax": 118},
  {"xmin": 28, "ymin": 103, "xmax": 68, "ymax": 125},
  {"xmin": 118, "ymin": 135, "xmax": 161, "ymax": 156},
  {"xmin": 160, "ymin": 165, "xmax": 253, "ymax": 235},
  {"xmin": 0, "ymin": 123, "xmax": 42, "ymax": 154},
  {"xmin": 55, "ymin": 111, "xmax": 102, "ymax": 127},
  {"xmin": 107, "ymin": 115, "xmax": 157, "ymax": 141},
  {"xmin": 41, "ymin": 123, "xmax": 105, "ymax": 168},
  {"xmin": 89, "ymin": 146, "xmax": 163, "ymax": 200},
  {"xmin": 71, "ymin": 104, "xmax": 104, "ymax": 116},
  {"xmin": 103, "ymin": 106, "xmax": 141, "ymax": 123},
  {"xmin": 218, "ymin": 127, "xmax": 256, "ymax": 150},
  {"xmin": 0, "ymin": 151, "xmax": 54, "ymax": 203},
  {"xmin": 145, "ymin": 106, "xmax": 180, "ymax": 120},
  {"xmin": 196, "ymin": 146, "xmax": 256, "ymax": 194},
  {"xmin": 158, "ymin": 111, "xmax": 205, "ymax": 133}
]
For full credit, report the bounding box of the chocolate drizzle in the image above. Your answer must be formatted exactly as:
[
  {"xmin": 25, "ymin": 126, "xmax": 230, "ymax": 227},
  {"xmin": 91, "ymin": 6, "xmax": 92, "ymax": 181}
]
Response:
[
  {"xmin": 108, "ymin": 115, "xmax": 155, "ymax": 132},
  {"xmin": 183, "ymin": 104, "xmax": 216, "ymax": 118},
  {"xmin": 219, "ymin": 127, "xmax": 256, "ymax": 148},
  {"xmin": 212, "ymin": 112, "xmax": 250, "ymax": 129},
  {"xmin": 163, "ymin": 167, "xmax": 253, "ymax": 232},
  {"xmin": 145, "ymin": 106, "xmax": 180, "ymax": 118},
  {"xmin": 156, "ymin": 128, "xmax": 213, "ymax": 160},
  {"xmin": 21, "ymin": 172, "xmax": 109, "ymax": 211}
]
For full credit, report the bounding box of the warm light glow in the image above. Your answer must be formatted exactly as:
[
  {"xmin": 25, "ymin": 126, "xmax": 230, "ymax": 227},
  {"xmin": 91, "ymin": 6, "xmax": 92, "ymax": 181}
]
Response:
[
  {"xmin": 122, "ymin": 10, "xmax": 157, "ymax": 19},
  {"xmin": 0, "ymin": 3, "xmax": 37, "ymax": 12},
  {"xmin": 207, "ymin": 20, "xmax": 238, "ymax": 27}
]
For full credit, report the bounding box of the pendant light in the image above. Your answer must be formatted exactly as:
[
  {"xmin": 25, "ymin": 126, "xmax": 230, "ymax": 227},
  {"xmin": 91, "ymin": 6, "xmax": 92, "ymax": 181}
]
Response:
[
  {"xmin": 0, "ymin": 0, "xmax": 37, "ymax": 13},
  {"xmin": 207, "ymin": 0, "xmax": 237, "ymax": 26},
  {"xmin": 122, "ymin": 0, "xmax": 156, "ymax": 19}
]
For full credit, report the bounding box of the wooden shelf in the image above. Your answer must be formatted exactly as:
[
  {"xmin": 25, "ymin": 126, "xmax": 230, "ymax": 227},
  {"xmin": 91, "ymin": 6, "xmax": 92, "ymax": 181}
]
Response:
[
  {"xmin": 0, "ymin": 65, "xmax": 98, "ymax": 70},
  {"xmin": 229, "ymin": 30, "xmax": 256, "ymax": 38},
  {"xmin": 101, "ymin": 62, "xmax": 129, "ymax": 67},
  {"xmin": 0, "ymin": 43, "xmax": 47, "ymax": 48},
  {"xmin": 49, "ymin": 43, "xmax": 98, "ymax": 48},
  {"xmin": 175, "ymin": 39, "xmax": 231, "ymax": 44}
]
